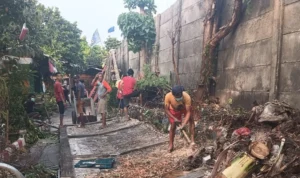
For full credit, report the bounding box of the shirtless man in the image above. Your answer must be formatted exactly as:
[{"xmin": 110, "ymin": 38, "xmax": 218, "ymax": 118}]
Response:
[{"xmin": 164, "ymin": 85, "xmax": 195, "ymax": 152}]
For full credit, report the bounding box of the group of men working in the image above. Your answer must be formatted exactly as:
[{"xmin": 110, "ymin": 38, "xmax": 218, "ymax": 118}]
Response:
[{"xmin": 53, "ymin": 69, "xmax": 195, "ymax": 152}]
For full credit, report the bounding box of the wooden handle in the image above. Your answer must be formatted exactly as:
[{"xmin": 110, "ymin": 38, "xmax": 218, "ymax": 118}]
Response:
[{"xmin": 181, "ymin": 129, "xmax": 191, "ymax": 143}]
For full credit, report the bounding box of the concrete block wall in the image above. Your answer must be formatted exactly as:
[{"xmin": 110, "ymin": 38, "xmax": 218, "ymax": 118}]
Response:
[
  {"xmin": 113, "ymin": 0, "xmax": 300, "ymax": 109},
  {"xmin": 177, "ymin": 0, "xmax": 207, "ymax": 89},
  {"xmin": 216, "ymin": 0, "xmax": 275, "ymax": 108},
  {"xmin": 278, "ymin": 0, "xmax": 300, "ymax": 107},
  {"xmin": 156, "ymin": 0, "xmax": 209, "ymax": 88}
]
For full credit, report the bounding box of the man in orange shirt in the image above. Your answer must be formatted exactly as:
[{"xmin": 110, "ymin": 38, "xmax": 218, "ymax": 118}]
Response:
[
  {"xmin": 164, "ymin": 85, "xmax": 195, "ymax": 152},
  {"xmin": 92, "ymin": 73, "xmax": 112, "ymax": 128}
]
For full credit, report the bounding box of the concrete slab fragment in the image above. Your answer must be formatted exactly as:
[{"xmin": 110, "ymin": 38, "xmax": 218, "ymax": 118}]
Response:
[{"xmin": 69, "ymin": 124, "xmax": 167, "ymax": 158}]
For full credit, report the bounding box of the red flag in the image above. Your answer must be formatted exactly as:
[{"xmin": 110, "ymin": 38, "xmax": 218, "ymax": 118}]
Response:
[{"xmin": 19, "ymin": 23, "xmax": 28, "ymax": 41}]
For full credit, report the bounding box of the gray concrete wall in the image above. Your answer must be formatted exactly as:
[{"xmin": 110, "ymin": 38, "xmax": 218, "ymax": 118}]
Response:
[
  {"xmin": 216, "ymin": 0, "xmax": 275, "ymax": 108},
  {"xmin": 113, "ymin": 0, "xmax": 300, "ymax": 109},
  {"xmin": 278, "ymin": 0, "xmax": 300, "ymax": 107}
]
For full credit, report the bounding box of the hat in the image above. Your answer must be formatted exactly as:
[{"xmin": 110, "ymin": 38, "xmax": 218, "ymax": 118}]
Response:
[{"xmin": 172, "ymin": 85, "xmax": 184, "ymax": 97}]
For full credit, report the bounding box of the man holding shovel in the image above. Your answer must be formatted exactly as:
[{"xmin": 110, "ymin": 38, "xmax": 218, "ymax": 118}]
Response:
[{"xmin": 164, "ymin": 85, "xmax": 195, "ymax": 152}]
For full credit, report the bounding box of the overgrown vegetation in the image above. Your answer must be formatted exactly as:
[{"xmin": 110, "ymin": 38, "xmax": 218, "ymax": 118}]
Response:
[
  {"xmin": 23, "ymin": 164, "xmax": 56, "ymax": 178},
  {"xmin": 0, "ymin": 0, "xmax": 108, "ymax": 146},
  {"xmin": 0, "ymin": 59, "xmax": 47, "ymax": 144},
  {"xmin": 136, "ymin": 65, "xmax": 170, "ymax": 90},
  {"xmin": 81, "ymin": 36, "xmax": 108, "ymax": 67},
  {"xmin": 107, "ymin": 83, "xmax": 119, "ymax": 110},
  {"xmin": 105, "ymin": 37, "xmax": 121, "ymax": 51}
]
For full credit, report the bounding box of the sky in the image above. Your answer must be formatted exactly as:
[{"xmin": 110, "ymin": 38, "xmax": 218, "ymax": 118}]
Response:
[{"xmin": 38, "ymin": 0, "xmax": 176, "ymax": 45}]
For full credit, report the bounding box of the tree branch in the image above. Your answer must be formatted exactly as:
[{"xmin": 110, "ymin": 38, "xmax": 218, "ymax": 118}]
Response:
[{"xmin": 209, "ymin": 0, "xmax": 243, "ymax": 47}]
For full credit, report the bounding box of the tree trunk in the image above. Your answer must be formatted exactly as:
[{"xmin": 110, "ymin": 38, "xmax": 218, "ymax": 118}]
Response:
[
  {"xmin": 171, "ymin": 38, "xmax": 181, "ymax": 85},
  {"xmin": 200, "ymin": 0, "xmax": 244, "ymax": 92}
]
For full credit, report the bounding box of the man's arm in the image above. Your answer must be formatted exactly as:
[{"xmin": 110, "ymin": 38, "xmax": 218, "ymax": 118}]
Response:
[
  {"xmin": 181, "ymin": 106, "xmax": 191, "ymax": 128},
  {"xmin": 180, "ymin": 93, "xmax": 192, "ymax": 128}
]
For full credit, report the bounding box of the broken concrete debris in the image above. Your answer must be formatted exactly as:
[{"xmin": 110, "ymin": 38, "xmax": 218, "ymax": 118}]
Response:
[
  {"xmin": 119, "ymin": 100, "xmax": 299, "ymax": 178},
  {"xmin": 196, "ymin": 100, "xmax": 300, "ymax": 178}
]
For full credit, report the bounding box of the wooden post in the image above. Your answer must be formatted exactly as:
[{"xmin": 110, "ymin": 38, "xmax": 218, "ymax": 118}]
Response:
[{"xmin": 110, "ymin": 49, "xmax": 120, "ymax": 81}]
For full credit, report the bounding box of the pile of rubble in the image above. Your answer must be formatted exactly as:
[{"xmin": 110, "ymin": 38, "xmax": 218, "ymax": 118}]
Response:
[
  {"xmin": 112, "ymin": 100, "xmax": 300, "ymax": 178},
  {"xmin": 180, "ymin": 100, "xmax": 300, "ymax": 178}
]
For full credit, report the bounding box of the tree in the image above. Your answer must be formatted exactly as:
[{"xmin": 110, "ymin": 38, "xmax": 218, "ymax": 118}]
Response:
[
  {"xmin": 104, "ymin": 37, "xmax": 121, "ymax": 51},
  {"xmin": 0, "ymin": 0, "xmax": 47, "ymax": 58},
  {"xmin": 0, "ymin": 0, "xmax": 88, "ymax": 144},
  {"xmin": 118, "ymin": 0, "xmax": 156, "ymax": 76},
  {"xmin": 38, "ymin": 6, "xmax": 85, "ymax": 74},
  {"xmin": 80, "ymin": 36, "xmax": 91, "ymax": 63},
  {"xmin": 86, "ymin": 46, "xmax": 108, "ymax": 67},
  {"xmin": 124, "ymin": 0, "xmax": 157, "ymax": 14},
  {"xmin": 81, "ymin": 37, "xmax": 108, "ymax": 67},
  {"xmin": 199, "ymin": 0, "xmax": 247, "ymax": 97}
]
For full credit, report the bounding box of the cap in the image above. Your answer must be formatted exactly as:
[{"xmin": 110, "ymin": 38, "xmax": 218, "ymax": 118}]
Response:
[{"xmin": 172, "ymin": 85, "xmax": 184, "ymax": 97}]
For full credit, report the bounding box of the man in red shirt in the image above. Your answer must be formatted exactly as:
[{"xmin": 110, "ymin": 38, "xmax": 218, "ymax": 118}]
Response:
[
  {"xmin": 54, "ymin": 72, "xmax": 66, "ymax": 127},
  {"xmin": 122, "ymin": 69, "xmax": 137, "ymax": 120}
]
